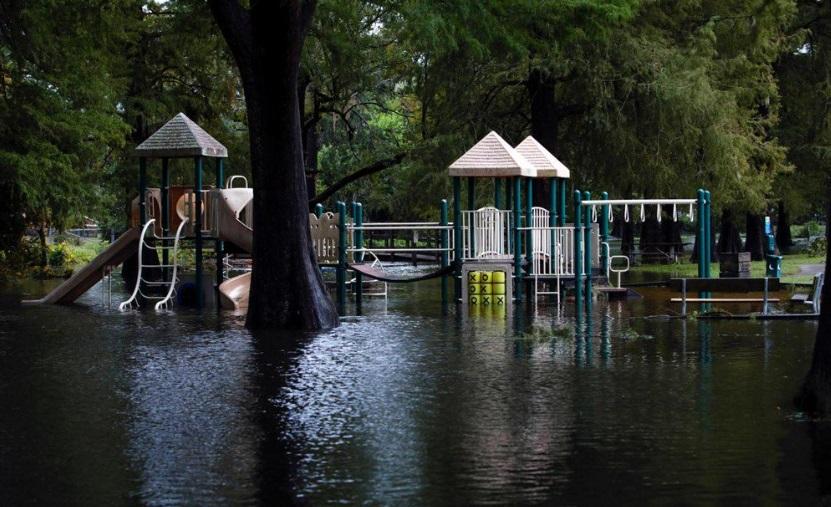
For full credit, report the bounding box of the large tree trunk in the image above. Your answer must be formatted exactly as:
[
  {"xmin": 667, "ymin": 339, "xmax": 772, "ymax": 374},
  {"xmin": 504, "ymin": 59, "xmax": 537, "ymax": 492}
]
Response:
[
  {"xmin": 717, "ymin": 209, "xmax": 742, "ymax": 255},
  {"xmin": 744, "ymin": 212, "xmax": 766, "ymax": 261},
  {"xmin": 797, "ymin": 192, "xmax": 831, "ymax": 415},
  {"xmin": 639, "ymin": 215, "xmax": 663, "ymax": 264},
  {"xmin": 528, "ymin": 68, "xmax": 558, "ymax": 208},
  {"xmin": 210, "ymin": 0, "xmax": 338, "ymax": 330},
  {"xmin": 776, "ymin": 201, "xmax": 794, "ymax": 251}
]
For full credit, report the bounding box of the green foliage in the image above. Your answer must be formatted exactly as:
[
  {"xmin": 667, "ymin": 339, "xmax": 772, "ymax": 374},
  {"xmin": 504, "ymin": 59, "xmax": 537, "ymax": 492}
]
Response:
[{"xmin": 808, "ymin": 237, "xmax": 827, "ymax": 257}]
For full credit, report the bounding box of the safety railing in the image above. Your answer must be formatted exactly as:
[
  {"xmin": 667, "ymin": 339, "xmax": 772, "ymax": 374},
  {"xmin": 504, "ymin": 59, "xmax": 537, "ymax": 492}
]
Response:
[
  {"xmin": 347, "ymin": 221, "xmax": 454, "ymax": 262},
  {"xmin": 460, "ymin": 208, "xmax": 513, "ymax": 260}
]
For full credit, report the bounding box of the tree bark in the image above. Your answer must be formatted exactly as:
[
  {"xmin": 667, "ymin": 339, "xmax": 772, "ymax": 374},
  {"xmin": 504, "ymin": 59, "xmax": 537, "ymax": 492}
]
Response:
[
  {"xmin": 717, "ymin": 209, "xmax": 742, "ymax": 255},
  {"xmin": 210, "ymin": 0, "xmax": 338, "ymax": 330},
  {"xmin": 744, "ymin": 212, "xmax": 766, "ymax": 261},
  {"xmin": 776, "ymin": 201, "xmax": 794, "ymax": 250},
  {"xmin": 797, "ymin": 191, "xmax": 831, "ymax": 415},
  {"xmin": 528, "ymin": 68, "xmax": 558, "ymax": 207}
]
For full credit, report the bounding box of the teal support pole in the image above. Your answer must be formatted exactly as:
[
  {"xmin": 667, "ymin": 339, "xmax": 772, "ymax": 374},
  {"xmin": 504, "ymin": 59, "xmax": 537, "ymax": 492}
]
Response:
[
  {"xmin": 548, "ymin": 178, "xmax": 557, "ymax": 225},
  {"xmin": 314, "ymin": 203, "xmax": 324, "ymax": 217},
  {"xmin": 161, "ymin": 158, "xmax": 169, "ymax": 274},
  {"xmin": 600, "ymin": 191, "xmax": 609, "ymax": 274},
  {"xmin": 506, "ymin": 178, "xmax": 513, "ymax": 211},
  {"xmin": 583, "ymin": 191, "xmax": 592, "ymax": 287},
  {"xmin": 440, "ymin": 199, "xmax": 449, "ymax": 306},
  {"xmin": 194, "ymin": 156, "xmax": 204, "ymax": 309},
  {"xmin": 574, "ymin": 190, "xmax": 583, "ymax": 309},
  {"xmin": 559, "ymin": 178, "xmax": 567, "ymax": 226},
  {"xmin": 525, "ymin": 177, "xmax": 534, "ymax": 275},
  {"xmin": 468, "ymin": 177, "xmax": 476, "ymax": 258},
  {"xmin": 696, "ymin": 189, "xmax": 706, "ymax": 278},
  {"xmin": 336, "ymin": 201, "xmax": 347, "ymax": 313},
  {"xmin": 355, "ymin": 202, "xmax": 363, "ymax": 313},
  {"xmin": 215, "ymin": 158, "xmax": 224, "ymax": 292},
  {"xmin": 139, "ymin": 158, "xmax": 147, "ymax": 225},
  {"xmin": 494, "ymin": 177, "xmax": 502, "ymax": 208},
  {"xmin": 453, "ymin": 177, "xmax": 462, "ymax": 301},
  {"xmin": 704, "ymin": 190, "xmax": 712, "ymax": 278},
  {"xmin": 513, "ymin": 176, "xmax": 523, "ymax": 300}
]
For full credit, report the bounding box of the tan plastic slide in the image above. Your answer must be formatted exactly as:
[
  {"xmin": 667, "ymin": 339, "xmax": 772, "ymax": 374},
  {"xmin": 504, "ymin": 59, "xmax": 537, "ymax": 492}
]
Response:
[
  {"xmin": 213, "ymin": 188, "xmax": 254, "ymax": 311},
  {"xmin": 21, "ymin": 228, "xmax": 141, "ymax": 305}
]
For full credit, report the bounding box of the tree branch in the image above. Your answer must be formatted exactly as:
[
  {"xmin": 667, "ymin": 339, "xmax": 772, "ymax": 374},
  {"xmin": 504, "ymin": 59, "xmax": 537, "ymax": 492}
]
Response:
[{"xmin": 309, "ymin": 152, "xmax": 407, "ymax": 206}]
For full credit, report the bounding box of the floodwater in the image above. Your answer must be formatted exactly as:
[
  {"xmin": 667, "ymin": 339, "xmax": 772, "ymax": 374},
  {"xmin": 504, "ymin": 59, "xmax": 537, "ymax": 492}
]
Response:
[{"xmin": 1, "ymin": 273, "xmax": 830, "ymax": 504}]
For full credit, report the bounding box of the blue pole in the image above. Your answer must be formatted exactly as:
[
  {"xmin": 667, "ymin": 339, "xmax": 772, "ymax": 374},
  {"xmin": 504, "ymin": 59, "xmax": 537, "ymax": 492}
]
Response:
[
  {"xmin": 453, "ymin": 177, "xmax": 462, "ymax": 301},
  {"xmin": 574, "ymin": 190, "xmax": 583, "ymax": 310},
  {"xmin": 583, "ymin": 191, "xmax": 592, "ymax": 288},
  {"xmin": 513, "ymin": 176, "xmax": 523, "ymax": 301},
  {"xmin": 336, "ymin": 201, "xmax": 347, "ymax": 313},
  {"xmin": 194, "ymin": 156, "xmax": 204, "ymax": 309},
  {"xmin": 440, "ymin": 199, "xmax": 449, "ymax": 306},
  {"xmin": 697, "ymin": 189, "xmax": 705, "ymax": 278},
  {"xmin": 525, "ymin": 177, "xmax": 534, "ymax": 275},
  {"xmin": 704, "ymin": 189, "xmax": 712, "ymax": 278}
]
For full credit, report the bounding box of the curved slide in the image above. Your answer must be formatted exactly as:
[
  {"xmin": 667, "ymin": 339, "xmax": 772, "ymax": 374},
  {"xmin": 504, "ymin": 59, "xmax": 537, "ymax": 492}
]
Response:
[
  {"xmin": 21, "ymin": 228, "xmax": 140, "ymax": 305},
  {"xmin": 213, "ymin": 188, "xmax": 254, "ymax": 311}
]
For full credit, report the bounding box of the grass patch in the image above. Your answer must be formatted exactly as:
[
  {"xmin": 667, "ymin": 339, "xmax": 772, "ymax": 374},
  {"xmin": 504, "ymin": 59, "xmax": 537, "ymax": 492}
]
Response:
[{"xmin": 629, "ymin": 253, "xmax": 824, "ymax": 283}]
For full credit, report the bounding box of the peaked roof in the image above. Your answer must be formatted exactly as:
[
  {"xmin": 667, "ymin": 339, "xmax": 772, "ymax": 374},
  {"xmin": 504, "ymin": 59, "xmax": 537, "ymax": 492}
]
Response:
[
  {"xmin": 135, "ymin": 113, "xmax": 228, "ymax": 158},
  {"xmin": 448, "ymin": 131, "xmax": 535, "ymax": 177},
  {"xmin": 514, "ymin": 136, "xmax": 570, "ymax": 179}
]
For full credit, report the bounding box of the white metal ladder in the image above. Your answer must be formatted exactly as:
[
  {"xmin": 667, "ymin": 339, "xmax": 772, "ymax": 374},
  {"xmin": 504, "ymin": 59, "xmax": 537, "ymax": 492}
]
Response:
[{"xmin": 119, "ymin": 217, "xmax": 189, "ymax": 311}]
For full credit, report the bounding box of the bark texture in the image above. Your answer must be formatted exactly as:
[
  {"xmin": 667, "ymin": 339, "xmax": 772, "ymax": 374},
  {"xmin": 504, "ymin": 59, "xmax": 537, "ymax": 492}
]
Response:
[
  {"xmin": 797, "ymin": 194, "xmax": 831, "ymax": 415},
  {"xmin": 776, "ymin": 201, "xmax": 794, "ymax": 250},
  {"xmin": 210, "ymin": 0, "xmax": 338, "ymax": 330},
  {"xmin": 717, "ymin": 209, "xmax": 742, "ymax": 255},
  {"xmin": 744, "ymin": 212, "xmax": 766, "ymax": 261}
]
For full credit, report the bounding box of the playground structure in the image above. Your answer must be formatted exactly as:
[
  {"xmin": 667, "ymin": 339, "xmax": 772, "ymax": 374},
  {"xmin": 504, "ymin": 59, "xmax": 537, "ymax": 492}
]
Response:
[{"xmin": 25, "ymin": 115, "xmax": 806, "ymax": 319}]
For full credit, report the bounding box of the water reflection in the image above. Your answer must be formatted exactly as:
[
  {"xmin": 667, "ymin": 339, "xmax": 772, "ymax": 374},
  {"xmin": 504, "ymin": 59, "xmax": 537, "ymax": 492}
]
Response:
[{"xmin": 0, "ymin": 277, "xmax": 828, "ymax": 504}]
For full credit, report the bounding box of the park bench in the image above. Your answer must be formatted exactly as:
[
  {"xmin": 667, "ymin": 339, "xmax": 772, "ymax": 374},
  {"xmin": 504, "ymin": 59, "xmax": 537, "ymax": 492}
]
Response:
[
  {"xmin": 669, "ymin": 277, "xmax": 781, "ymax": 317},
  {"xmin": 790, "ymin": 272, "xmax": 823, "ymax": 314}
]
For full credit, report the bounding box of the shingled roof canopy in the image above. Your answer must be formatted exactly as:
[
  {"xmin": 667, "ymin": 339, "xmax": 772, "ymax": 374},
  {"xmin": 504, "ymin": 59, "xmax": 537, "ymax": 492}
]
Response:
[
  {"xmin": 448, "ymin": 131, "xmax": 536, "ymax": 178},
  {"xmin": 134, "ymin": 112, "xmax": 228, "ymax": 158},
  {"xmin": 514, "ymin": 136, "xmax": 570, "ymax": 179}
]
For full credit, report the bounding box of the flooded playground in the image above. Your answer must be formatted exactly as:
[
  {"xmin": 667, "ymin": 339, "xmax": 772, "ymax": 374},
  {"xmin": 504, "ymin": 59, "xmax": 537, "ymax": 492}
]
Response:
[{"xmin": 1, "ymin": 274, "xmax": 829, "ymax": 504}]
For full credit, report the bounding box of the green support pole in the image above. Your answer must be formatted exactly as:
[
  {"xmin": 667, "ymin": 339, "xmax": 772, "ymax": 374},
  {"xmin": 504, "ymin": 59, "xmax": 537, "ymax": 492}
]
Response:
[
  {"xmin": 583, "ymin": 191, "xmax": 592, "ymax": 287},
  {"xmin": 161, "ymin": 158, "xmax": 170, "ymax": 275},
  {"xmin": 139, "ymin": 157, "xmax": 147, "ymax": 225},
  {"xmin": 453, "ymin": 177, "xmax": 462, "ymax": 301},
  {"xmin": 337, "ymin": 201, "xmax": 347, "ymax": 313},
  {"xmin": 440, "ymin": 199, "xmax": 449, "ymax": 306},
  {"xmin": 600, "ymin": 191, "xmax": 609, "ymax": 274},
  {"xmin": 513, "ymin": 176, "xmax": 523, "ymax": 300},
  {"xmin": 215, "ymin": 158, "xmax": 224, "ymax": 292},
  {"xmin": 574, "ymin": 190, "xmax": 583, "ymax": 310},
  {"xmin": 314, "ymin": 203, "xmax": 324, "ymax": 217},
  {"xmin": 548, "ymin": 178, "xmax": 557, "ymax": 225},
  {"xmin": 506, "ymin": 178, "xmax": 513, "ymax": 211},
  {"xmin": 696, "ymin": 189, "xmax": 706, "ymax": 278},
  {"xmin": 355, "ymin": 202, "xmax": 363, "ymax": 313},
  {"xmin": 194, "ymin": 156, "xmax": 204, "ymax": 309},
  {"xmin": 468, "ymin": 177, "xmax": 476, "ymax": 258},
  {"xmin": 704, "ymin": 189, "xmax": 712, "ymax": 278},
  {"xmin": 494, "ymin": 177, "xmax": 502, "ymax": 209},
  {"xmin": 525, "ymin": 178, "xmax": 533, "ymax": 276},
  {"xmin": 559, "ymin": 178, "xmax": 567, "ymax": 226}
]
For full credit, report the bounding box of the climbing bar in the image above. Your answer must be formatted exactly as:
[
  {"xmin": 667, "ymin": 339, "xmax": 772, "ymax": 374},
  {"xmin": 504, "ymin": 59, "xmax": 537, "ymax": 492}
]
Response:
[{"xmin": 580, "ymin": 198, "xmax": 696, "ymax": 206}]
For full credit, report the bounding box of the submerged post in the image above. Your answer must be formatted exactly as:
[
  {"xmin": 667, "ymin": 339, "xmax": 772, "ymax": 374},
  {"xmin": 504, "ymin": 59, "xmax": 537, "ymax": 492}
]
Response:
[
  {"xmin": 704, "ymin": 189, "xmax": 712, "ymax": 278},
  {"xmin": 513, "ymin": 176, "xmax": 523, "ymax": 300},
  {"xmin": 194, "ymin": 156, "xmax": 204, "ymax": 308},
  {"xmin": 355, "ymin": 202, "xmax": 364, "ymax": 313},
  {"xmin": 600, "ymin": 191, "xmax": 609, "ymax": 274},
  {"xmin": 696, "ymin": 189, "xmax": 706, "ymax": 279},
  {"xmin": 583, "ymin": 191, "xmax": 592, "ymax": 288},
  {"xmin": 468, "ymin": 177, "xmax": 476, "ymax": 258},
  {"xmin": 139, "ymin": 158, "xmax": 147, "ymax": 225},
  {"xmin": 574, "ymin": 189, "xmax": 583, "ymax": 310},
  {"xmin": 453, "ymin": 177, "xmax": 462, "ymax": 301},
  {"xmin": 440, "ymin": 199, "xmax": 449, "ymax": 306},
  {"xmin": 336, "ymin": 201, "xmax": 347, "ymax": 314},
  {"xmin": 161, "ymin": 158, "xmax": 170, "ymax": 276},
  {"xmin": 215, "ymin": 158, "xmax": 224, "ymax": 292},
  {"xmin": 525, "ymin": 177, "xmax": 533, "ymax": 276}
]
